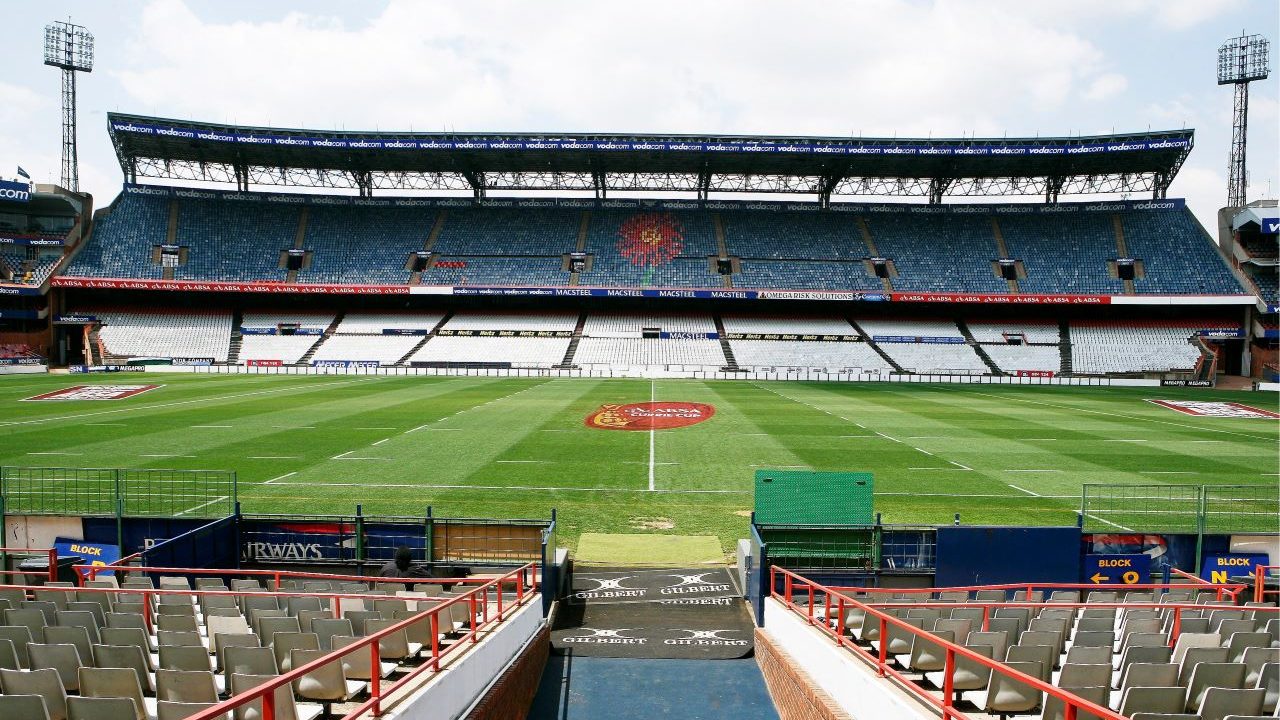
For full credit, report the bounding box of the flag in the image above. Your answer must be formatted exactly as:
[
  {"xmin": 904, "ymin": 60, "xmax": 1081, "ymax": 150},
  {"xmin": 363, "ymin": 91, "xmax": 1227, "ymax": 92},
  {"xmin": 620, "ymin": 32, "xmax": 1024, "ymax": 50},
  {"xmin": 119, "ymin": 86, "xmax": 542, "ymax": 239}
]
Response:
[{"xmin": 16, "ymin": 166, "xmax": 30, "ymax": 180}]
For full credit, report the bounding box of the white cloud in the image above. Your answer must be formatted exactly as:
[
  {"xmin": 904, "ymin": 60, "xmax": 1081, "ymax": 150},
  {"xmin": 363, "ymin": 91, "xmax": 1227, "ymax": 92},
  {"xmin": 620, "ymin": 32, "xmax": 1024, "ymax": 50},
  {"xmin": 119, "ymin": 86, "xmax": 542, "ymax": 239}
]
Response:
[{"xmin": 1083, "ymin": 73, "xmax": 1129, "ymax": 102}]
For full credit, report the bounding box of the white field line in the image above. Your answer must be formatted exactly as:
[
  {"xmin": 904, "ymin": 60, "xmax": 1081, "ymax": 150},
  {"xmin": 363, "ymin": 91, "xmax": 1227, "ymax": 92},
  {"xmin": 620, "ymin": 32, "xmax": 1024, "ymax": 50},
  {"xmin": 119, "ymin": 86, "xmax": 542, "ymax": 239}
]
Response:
[
  {"xmin": 264, "ymin": 472, "xmax": 297, "ymax": 484},
  {"xmin": 953, "ymin": 388, "xmax": 1276, "ymax": 441},
  {"xmin": 332, "ymin": 450, "xmax": 354, "ymax": 459},
  {"xmin": 262, "ymin": 480, "xmax": 749, "ymax": 495},
  {"xmin": 0, "ymin": 379, "xmax": 371, "ymax": 428},
  {"xmin": 372, "ymin": 438, "xmax": 391, "ymax": 446},
  {"xmin": 648, "ymin": 378, "xmax": 656, "ymax": 492},
  {"xmin": 334, "ymin": 457, "xmax": 388, "ymax": 461},
  {"xmin": 402, "ymin": 381, "xmax": 548, "ymax": 436},
  {"xmin": 174, "ymin": 495, "xmax": 230, "ymax": 517},
  {"xmin": 27, "ymin": 451, "xmax": 82, "ymax": 456},
  {"xmin": 1084, "ymin": 513, "xmax": 1136, "ymax": 532},
  {"xmin": 1006, "ymin": 484, "xmax": 1043, "ymax": 497},
  {"xmin": 496, "ymin": 460, "xmax": 547, "ymax": 464}
]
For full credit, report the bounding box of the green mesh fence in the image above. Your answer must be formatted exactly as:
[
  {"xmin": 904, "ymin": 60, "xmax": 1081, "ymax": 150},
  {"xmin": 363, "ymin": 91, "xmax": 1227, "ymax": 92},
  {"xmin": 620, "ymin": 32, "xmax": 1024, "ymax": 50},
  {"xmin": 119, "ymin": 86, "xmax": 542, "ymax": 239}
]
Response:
[
  {"xmin": 0, "ymin": 466, "xmax": 237, "ymax": 518},
  {"xmin": 1081, "ymin": 483, "xmax": 1280, "ymax": 534},
  {"xmin": 754, "ymin": 470, "xmax": 874, "ymax": 525}
]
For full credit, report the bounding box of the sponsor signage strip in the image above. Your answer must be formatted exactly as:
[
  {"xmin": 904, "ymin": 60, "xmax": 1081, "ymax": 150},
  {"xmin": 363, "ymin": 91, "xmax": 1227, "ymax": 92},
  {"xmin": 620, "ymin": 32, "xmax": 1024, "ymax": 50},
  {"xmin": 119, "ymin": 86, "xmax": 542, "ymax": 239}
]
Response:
[
  {"xmin": 0, "ymin": 235, "xmax": 63, "ymax": 246},
  {"xmin": 0, "ymin": 180, "xmax": 32, "ymax": 204},
  {"xmin": 436, "ymin": 329, "xmax": 574, "ymax": 338},
  {"xmin": 112, "ymin": 121, "xmax": 1191, "ymax": 157}
]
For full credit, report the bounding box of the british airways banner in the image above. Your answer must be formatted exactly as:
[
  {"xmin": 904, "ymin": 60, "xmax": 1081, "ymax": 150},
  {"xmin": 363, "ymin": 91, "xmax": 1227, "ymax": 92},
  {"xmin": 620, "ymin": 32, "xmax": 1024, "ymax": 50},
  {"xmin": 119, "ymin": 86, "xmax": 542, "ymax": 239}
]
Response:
[
  {"xmin": 111, "ymin": 120, "xmax": 1192, "ymax": 157},
  {"xmin": 0, "ymin": 180, "xmax": 32, "ymax": 204}
]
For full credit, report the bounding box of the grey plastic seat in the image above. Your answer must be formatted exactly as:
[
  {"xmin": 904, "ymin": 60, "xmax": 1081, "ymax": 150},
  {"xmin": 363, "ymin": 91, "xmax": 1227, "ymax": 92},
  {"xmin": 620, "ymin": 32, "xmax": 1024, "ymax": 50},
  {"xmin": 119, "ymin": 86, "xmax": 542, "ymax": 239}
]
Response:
[
  {"xmin": 331, "ymin": 634, "xmax": 396, "ymax": 679},
  {"xmin": 0, "ymin": 624, "xmax": 36, "ymax": 666},
  {"xmin": 91, "ymin": 642, "xmax": 154, "ymax": 693},
  {"xmin": 1119, "ymin": 662, "xmax": 1179, "ymax": 691},
  {"xmin": 157, "ymin": 615, "xmax": 200, "ymax": 633},
  {"xmin": 966, "ymin": 630, "xmax": 1009, "ymax": 664},
  {"xmin": 99, "ymin": 627, "xmax": 156, "ymax": 671},
  {"xmin": 159, "ymin": 644, "xmax": 215, "ymax": 673},
  {"xmin": 6, "ymin": 607, "xmax": 49, "ymax": 640},
  {"xmin": 41, "ymin": 626, "xmax": 95, "ymax": 672},
  {"xmin": 157, "ymin": 700, "xmax": 221, "ymax": 720},
  {"xmin": 1039, "ymin": 684, "xmax": 1108, "ymax": 720},
  {"xmin": 212, "ymin": 633, "xmax": 261, "ymax": 671},
  {"xmin": 30, "ymin": 643, "xmax": 86, "ymax": 692},
  {"xmin": 1257, "ymin": 661, "xmax": 1278, "ymax": 714},
  {"xmin": 223, "ymin": 645, "xmax": 278, "ymax": 689},
  {"xmin": 231, "ymin": 671, "xmax": 324, "ymax": 720},
  {"xmin": 1064, "ymin": 645, "xmax": 1111, "ymax": 666},
  {"xmin": 272, "ymin": 632, "xmax": 320, "ymax": 673},
  {"xmin": 1187, "ymin": 662, "xmax": 1248, "ymax": 711},
  {"xmin": 0, "ymin": 637, "xmax": 20, "ymax": 670},
  {"xmin": 255, "ymin": 616, "xmax": 301, "ymax": 646},
  {"xmin": 1071, "ymin": 630, "xmax": 1114, "ymax": 649},
  {"xmin": 55, "ymin": 610, "xmax": 101, "ymax": 644},
  {"xmin": 24, "ymin": 600, "xmax": 62, "ymax": 625},
  {"xmin": 156, "ymin": 668, "xmax": 219, "ymax": 704},
  {"xmin": 309, "ymin": 618, "xmax": 354, "ymax": 651},
  {"xmin": 1227, "ymin": 632, "xmax": 1272, "ymax": 663},
  {"xmin": 1006, "ymin": 644, "xmax": 1054, "ymax": 681},
  {"xmin": 1117, "ymin": 686, "xmax": 1186, "ymax": 717},
  {"xmin": 1196, "ymin": 687, "xmax": 1266, "ymax": 720},
  {"xmin": 157, "ymin": 630, "xmax": 204, "ymax": 648},
  {"xmin": 0, "ymin": 667, "xmax": 69, "ymax": 720},
  {"xmin": 76, "ymin": 667, "xmax": 147, "ymax": 720},
  {"xmin": 1179, "ymin": 645, "xmax": 1231, "ymax": 685},
  {"xmin": 1241, "ymin": 647, "xmax": 1279, "ymax": 685},
  {"xmin": 0, "ymin": 694, "xmax": 54, "ymax": 720},
  {"xmin": 982, "ymin": 660, "xmax": 1043, "ymax": 718},
  {"xmin": 290, "ymin": 648, "xmax": 365, "ymax": 715},
  {"xmin": 364, "ymin": 617, "xmax": 421, "ymax": 661},
  {"xmin": 1056, "ymin": 662, "xmax": 1111, "ymax": 688},
  {"xmin": 1172, "ymin": 631, "xmax": 1221, "ymax": 663},
  {"xmin": 66, "ymin": 601, "xmax": 108, "ymax": 628}
]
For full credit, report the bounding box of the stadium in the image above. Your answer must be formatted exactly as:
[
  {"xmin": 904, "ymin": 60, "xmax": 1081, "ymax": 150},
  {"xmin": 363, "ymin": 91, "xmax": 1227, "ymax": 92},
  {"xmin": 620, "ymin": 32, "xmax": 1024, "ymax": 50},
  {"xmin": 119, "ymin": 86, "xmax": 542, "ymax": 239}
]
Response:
[{"xmin": 0, "ymin": 6, "xmax": 1277, "ymax": 720}]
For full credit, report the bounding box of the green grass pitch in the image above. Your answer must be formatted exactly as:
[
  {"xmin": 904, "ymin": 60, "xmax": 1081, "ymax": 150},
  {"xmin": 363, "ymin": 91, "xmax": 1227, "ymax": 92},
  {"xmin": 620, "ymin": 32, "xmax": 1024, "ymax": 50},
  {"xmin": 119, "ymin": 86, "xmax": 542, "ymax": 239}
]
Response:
[{"xmin": 2, "ymin": 374, "xmax": 1276, "ymax": 557}]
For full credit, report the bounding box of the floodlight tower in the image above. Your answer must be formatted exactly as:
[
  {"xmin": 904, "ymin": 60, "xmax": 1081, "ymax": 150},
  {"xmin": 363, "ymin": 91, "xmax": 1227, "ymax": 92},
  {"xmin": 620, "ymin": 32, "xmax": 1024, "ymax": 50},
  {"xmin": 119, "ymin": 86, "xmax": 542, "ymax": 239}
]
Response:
[
  {"xmin": 43, "ymin": 20, "xmax": 94, "ymax": 192},
  {"xmin": 1217, "ymin": 33, "xmax": 1269, "ymax": 209}
]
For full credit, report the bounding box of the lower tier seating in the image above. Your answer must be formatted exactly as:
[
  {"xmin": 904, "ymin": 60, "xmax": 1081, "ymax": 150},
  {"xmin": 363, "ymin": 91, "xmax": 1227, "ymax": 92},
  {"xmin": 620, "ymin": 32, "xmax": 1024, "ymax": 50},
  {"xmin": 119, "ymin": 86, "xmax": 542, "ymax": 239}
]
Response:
[
  {"xmin": 408, "ymin": 336, "xmax": 570, "ymax": 367},
  {"xmin": 96, "ymin": 311, "xmax": 233, "ymax": 362},
  {"xmin": 729, "ymin": 341, "xmax": 894, "ymax": 372},
  {"xmin": 574, "ymin": 338, "xmax": 725, "ymax": 368}
]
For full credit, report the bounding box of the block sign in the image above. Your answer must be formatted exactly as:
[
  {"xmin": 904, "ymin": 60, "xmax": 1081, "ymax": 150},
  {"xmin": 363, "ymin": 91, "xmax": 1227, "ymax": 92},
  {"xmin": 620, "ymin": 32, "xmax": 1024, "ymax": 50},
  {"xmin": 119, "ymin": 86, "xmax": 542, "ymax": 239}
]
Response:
[
  {"xmin": 1200, "ymin": 554, "xmax": 1269, "ymax": 584},
  {"xmin": 53, "ymin": 538, "xmax": 122, "ymax": 577},
  {"xmin": 1084, "ymin": 554, "xmax": 1150, "ymax": 585}
]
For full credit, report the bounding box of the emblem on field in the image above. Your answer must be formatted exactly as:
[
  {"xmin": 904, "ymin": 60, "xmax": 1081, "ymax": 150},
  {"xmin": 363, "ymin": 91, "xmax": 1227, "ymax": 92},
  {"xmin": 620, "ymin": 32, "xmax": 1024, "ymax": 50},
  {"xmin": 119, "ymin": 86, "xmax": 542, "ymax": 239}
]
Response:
[
  {"xmin": 23, "ymin": 385, "xmax": 161, "ymax": 401},
  {"xmin": 1146, "ymin": 399, "xmax": 1280, "ymax": 419},
  {"xmin": 584, "ymin": 402, "xmax": 715, "ymax": 431}
]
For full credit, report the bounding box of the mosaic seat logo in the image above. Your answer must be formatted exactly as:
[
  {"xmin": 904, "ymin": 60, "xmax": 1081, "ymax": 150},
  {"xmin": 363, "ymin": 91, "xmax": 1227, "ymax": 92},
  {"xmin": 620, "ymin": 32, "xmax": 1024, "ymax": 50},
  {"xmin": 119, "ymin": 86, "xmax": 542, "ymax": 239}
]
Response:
[{"xmin": 584, "ymin": 402, "xmax": 715, "ymax": 431}]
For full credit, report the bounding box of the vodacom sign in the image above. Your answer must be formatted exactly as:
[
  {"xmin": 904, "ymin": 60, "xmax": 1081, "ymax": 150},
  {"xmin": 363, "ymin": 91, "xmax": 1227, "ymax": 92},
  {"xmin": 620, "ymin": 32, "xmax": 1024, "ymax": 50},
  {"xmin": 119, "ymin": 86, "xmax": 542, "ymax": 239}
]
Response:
[{"xmin": 584, "ymin": 402, "xmax": 716, "ymax": 431}]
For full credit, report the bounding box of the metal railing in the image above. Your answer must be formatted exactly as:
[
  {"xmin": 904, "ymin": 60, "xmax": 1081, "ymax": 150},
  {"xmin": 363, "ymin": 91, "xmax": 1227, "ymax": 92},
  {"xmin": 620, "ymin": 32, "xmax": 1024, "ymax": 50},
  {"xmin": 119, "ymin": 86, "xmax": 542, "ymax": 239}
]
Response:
[
  {"xmin": 82, "ymin": 562, "xmax": 536, "ymax": 594},
  {"xmin": 4, "ymin": 562, "xmax": 538, "ymax": 719},
  {"xmin": 831, "ymin": 578, "xmax": 1247, "ymax": 604},
  {"xmin": 770, "ymin": 567, "xmax": 1277, "ymax": 720},
  {"xmin": 1257, "ymin": 565, "xmax": 1280, "ymax": 604}
]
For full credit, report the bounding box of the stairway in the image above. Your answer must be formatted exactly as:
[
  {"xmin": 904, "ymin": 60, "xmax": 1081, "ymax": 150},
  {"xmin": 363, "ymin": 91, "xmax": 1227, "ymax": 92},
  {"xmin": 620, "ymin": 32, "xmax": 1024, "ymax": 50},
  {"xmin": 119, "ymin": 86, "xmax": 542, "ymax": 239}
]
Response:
[
  {"xmin": 847, "ymin": 318, "xmax": 905, "ymax": 373},
  {"xmin": 394, "ymin": 311, "xmax": 453, "ymax": 366},
  {"xmin": 1059, "ymin": 320, "xmax": 1073, "ymax": 376},
  {"xmin": 713, "ymin": 315, "xmax": 740, "ymax": 371},
  {"xmin": 556, "ymin": 312, "xmax": 588, "ymax": 369},
  {"xmin": 991, "ymin": 217, "xmax": 1019, "ymax": 293},
  {"xmin": 956, "ymin": 320, "xmax": 1003, "ymax": 375},
  {"xmin": 297, "ymin": 312, "xmax": 343, "ymax": 366},
  {"xmin": 226, "ymin": 311, "xmax": 244, "ymax": 365},
  {"xmin": 856, "ymin": 217, "xmax": 894, "ymax": 293}
]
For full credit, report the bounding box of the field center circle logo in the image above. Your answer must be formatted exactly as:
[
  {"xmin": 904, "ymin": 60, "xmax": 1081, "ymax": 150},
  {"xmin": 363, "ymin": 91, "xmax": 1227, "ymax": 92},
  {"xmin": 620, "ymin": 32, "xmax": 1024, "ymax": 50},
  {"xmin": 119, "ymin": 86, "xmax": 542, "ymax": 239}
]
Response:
[{"xmin": 585, "ymin": 402, "xmax": 715, "ymax": 431}]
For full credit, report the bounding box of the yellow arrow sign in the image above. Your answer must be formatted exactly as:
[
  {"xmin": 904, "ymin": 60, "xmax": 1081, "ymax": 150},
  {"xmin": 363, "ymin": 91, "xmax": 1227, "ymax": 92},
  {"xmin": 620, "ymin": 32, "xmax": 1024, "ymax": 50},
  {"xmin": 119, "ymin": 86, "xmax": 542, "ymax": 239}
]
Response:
[{"xmin": 1090, "ymin": 573, "xmax": 1108, "ymax": 584}]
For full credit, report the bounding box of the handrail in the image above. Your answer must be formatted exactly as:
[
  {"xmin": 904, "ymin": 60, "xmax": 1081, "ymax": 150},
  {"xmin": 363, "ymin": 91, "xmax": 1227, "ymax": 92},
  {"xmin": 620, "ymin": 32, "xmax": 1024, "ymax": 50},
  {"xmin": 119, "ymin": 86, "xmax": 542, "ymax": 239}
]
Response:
[
  {"xmin": 1257, "ymin": 565, "xmax": 1280, "ymax": 604},
  {"xmin": 1169, "ymin": 565, "xmax": 1245, "ymax": 602},
  {"xmin": 0, "ymin": 546, "xmax": 58, "ymax": 582},
  {"xmin": 184, "ymin": 562, "xmax": 537, "ymax": 720},
  {"xmin": 773, "ymin": 566, "xmax": 1143, "ymax": 720},
  {"xmin": 80, "ymin": 562, "xmax": 533, "ymax": 591},
  {"xmin": 829, "ymin": 578, "xmax": 1248, "ymax": 605}
]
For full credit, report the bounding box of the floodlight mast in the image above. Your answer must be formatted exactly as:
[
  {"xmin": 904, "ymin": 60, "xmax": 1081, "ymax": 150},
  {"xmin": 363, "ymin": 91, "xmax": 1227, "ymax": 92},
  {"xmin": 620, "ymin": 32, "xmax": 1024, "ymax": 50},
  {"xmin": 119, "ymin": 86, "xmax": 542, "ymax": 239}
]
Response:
[
  {"xmin": 1217, "ymin": 33, "xmax": 1270, "ymax": 209},
  {"xmin": 43, "ymin": 20, "xmax": 94, "ymax": 192}
]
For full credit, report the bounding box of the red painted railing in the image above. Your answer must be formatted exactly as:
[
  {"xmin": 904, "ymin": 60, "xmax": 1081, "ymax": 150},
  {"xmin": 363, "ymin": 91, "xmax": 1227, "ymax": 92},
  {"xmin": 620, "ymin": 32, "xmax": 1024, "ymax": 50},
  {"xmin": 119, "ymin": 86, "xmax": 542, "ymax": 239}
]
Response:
[
  {"xmin": 0, "ymin": 547, "xmax": 59, "ymax": 582},
  {"xmin": 2, "ymin": 561, "xmax": 538, "ymax": 719},
  {"xmin": 770, "ymin": 567, "xmax": 1276, "ymax": 720},
  {"xmin": 81, "ymin": 562, "xmax": 533, "ymax": 592},
  {"xmin": 1257, "ymin": 565, "xmax": 1279, "ymax": 604}
]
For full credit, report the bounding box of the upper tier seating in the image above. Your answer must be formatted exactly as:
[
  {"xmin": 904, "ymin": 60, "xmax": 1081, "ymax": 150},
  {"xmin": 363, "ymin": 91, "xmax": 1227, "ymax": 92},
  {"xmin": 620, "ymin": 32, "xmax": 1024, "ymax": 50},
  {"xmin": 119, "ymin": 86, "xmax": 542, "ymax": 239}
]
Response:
[
  {"xmin": 173, "ymin": 198, "xmax": 294, "ymax": 282},
  {"xmin": 1123, "ymin": 210, "xmax": 1243, "ymax": 295},
  {"xmin": 1070, "ymin": 321, "xmax": 1238, "ymax": 374},
  {"xmin": 63, "ymin": 193, "xmax": 168, "ymax": 279},
  {"xmin": 734, "ymin": 259, "xmax": 882, "ymax": 291},
  {"xmin": 1250, "ymin": 273, "xmax": 1277, "ymax": 305},
  {"xmin": 722, "ymin": 211, "xmax": 867, "ymax": 260},
  {"xmin": 95, "ymin": 310, "xmax": 233, "ymax": 361},
  {"xmin": 1242, "ymin": 235, "xmax": 1278, "ymax": 259},
  {"xmin": 418, "ymin": 257, "xmax": 569, "ymax": 286},
  {"xmin": 431, "ymin": 206, "xmax": 577, "ymax": 256},
  {"xmin": 0, "ymin": 250, "xmax": 62, "ymax": 285},
  {"xmin": 0, "ymin": 343, "xmax": 43, "ymax": 360},
  {"xmin": 301, "ymin": 205, "xmax": 433, "ymax": 284},
  {"xmin": 999, "ymin": 213, "xmax": 1126, "ymax": 295},
  {"xmin": 582, "ymin": 210, "xmax": 721, "ymax": 287},
  {"xmin": 866, "ymin": 213, "xmax": 1008, "ymax": 293}
]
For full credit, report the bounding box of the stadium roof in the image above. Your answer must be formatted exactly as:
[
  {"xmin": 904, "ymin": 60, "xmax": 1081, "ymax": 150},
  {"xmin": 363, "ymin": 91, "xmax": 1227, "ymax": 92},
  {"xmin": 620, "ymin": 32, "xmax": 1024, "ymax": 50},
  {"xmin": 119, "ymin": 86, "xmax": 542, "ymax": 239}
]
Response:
[{"xmin": 109, "ymin": 113, "xmax": 1194, "ymax": 203}]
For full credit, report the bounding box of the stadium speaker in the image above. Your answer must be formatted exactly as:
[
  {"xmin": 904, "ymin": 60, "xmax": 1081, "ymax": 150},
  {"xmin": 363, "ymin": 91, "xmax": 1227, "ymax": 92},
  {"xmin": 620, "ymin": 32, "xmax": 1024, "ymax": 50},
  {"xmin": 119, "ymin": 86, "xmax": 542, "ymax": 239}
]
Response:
[
  {"xmin": 1116, "ymin": 260, "xmax": 1137, "ymax": 281},
  {"xmin": 408, "ymin": 251, "xmax": 432, "ymax": 272}
]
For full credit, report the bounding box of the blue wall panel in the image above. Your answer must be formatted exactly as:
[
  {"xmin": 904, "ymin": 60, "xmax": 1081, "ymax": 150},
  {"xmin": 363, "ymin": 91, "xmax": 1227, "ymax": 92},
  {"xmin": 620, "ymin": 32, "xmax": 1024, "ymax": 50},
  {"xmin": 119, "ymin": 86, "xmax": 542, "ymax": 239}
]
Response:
[{"xmin": 936, "ymin": 526, "xmax": 1081, "ymax": 586}]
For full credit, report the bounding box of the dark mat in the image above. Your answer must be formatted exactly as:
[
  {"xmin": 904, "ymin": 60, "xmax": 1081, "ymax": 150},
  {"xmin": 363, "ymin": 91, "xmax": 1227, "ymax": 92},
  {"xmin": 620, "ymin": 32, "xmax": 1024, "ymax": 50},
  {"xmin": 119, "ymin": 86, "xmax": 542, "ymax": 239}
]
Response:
[
  {"xmin": 564, "ymin": 567, "xmax": 739, "ymax": 606},
  {"xmin": 552, "ymin": 567, "xmax": 754, "ymax": 659}
]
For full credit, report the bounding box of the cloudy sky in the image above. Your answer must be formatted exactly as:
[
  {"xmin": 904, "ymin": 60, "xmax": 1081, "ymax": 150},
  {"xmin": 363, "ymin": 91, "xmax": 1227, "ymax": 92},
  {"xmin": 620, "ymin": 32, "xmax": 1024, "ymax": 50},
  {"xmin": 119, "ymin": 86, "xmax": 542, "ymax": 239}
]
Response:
[{"xmin": 1, "ymin": 0, "xmax": 1276, "ymax": 230}]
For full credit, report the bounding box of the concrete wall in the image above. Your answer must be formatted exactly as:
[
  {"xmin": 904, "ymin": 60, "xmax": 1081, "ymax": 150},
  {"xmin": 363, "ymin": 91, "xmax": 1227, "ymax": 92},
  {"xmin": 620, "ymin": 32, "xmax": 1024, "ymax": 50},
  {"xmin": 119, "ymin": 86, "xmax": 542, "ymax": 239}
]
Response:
[{"xmin": 762, "ymin": 598, "xmax": 935, "ymax": 720}]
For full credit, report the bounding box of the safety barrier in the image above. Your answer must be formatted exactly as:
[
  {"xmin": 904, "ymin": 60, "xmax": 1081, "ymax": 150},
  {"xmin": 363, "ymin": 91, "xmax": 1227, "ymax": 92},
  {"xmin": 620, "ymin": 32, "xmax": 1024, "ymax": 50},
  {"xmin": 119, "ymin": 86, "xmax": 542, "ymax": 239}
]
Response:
[
  {"xmin": 831, "ymin": 578, "xmax": 1247, "ymax": 603},
  {"xmin": 1257, "ymin": 564, "xmax": 1280, "ymax": 604},
  {"xmin": 2, "ymin": 561, "xmax": 538, "ymax": 719},
  {"xmin": 82, "ymin": 561, "xmax": 537, "ymax": 594},
  {"xmin": 769, "ymin": 566, "xmax": 1275, "ymax": 720}
]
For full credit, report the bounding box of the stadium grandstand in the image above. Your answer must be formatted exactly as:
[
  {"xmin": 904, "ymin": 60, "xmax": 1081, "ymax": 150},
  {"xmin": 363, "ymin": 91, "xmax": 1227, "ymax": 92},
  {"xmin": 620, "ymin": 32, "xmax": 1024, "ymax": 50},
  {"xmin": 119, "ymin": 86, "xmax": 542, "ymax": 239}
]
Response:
[{"xmin": 0, "ymin": 47, "xmax": 1276, "ymax": 720}]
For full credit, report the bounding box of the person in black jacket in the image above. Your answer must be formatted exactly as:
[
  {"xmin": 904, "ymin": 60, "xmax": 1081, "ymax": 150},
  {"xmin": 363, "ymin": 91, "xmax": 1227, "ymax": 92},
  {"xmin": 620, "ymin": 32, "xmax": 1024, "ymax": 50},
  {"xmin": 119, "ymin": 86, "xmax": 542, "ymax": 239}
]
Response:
[{"xmin": 378, "ymin": 546, "xmax": 416, "ymax": 578}]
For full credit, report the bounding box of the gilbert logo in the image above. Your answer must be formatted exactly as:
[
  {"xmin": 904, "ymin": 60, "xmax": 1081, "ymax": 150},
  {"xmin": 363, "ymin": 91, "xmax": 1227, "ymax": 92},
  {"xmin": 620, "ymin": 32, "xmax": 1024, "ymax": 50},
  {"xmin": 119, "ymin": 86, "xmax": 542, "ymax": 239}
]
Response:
[
  {"xmin": 561, "ymin": 628, "xmax": 647, "ymax": 645},
  {"xmin": 664, "ymin": 629, "xmax": 750, "ymax": 647},
  {"xmin": 584, "ymin": 402, "xmax": 715, "ymax": 431}
]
